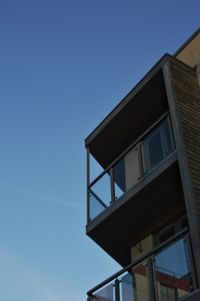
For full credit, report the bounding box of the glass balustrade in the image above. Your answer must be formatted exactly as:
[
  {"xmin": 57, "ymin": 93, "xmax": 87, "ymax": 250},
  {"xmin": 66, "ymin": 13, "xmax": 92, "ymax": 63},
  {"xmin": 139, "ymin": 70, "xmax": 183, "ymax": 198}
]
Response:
[
  {"xmin": 87, "ymin": 117, "xmax": 175, "ymax": 223},
  {"xmin": 87, "ymin": 234, "xmax": 194, "ymax": 301},
  {"xmin": 88, "ymin": 265, "xmax": 148, "ymax": 301},
  {"xmin": 154, "ymin": 238, "xmax": 193, "ymax": 301},
  {"xmin": 89, "ymin": 283, "xmax": 114, "ymax": 301},
  {"xmin": 89, "ymin": 172, "xmax": 111, "ymax": 221}
]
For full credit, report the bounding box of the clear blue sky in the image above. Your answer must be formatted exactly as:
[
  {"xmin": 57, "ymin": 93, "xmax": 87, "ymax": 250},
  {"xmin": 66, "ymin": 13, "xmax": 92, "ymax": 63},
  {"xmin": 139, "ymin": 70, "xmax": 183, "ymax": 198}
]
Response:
[{"xmin": 0, "ymin": 0, "xmax": 199, "ymax": 300}]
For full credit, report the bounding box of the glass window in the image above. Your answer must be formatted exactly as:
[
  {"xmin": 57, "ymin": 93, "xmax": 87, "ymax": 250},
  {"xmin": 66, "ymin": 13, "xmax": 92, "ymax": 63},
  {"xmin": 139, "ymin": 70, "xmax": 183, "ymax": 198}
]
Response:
[
  {"xmin": 156, "ymin": 217, "xmax": 188, "ymax": 245},
  {"xmin": 157, "ymin": 226, "xmax": 175, "ymax": 245},
  {"xmin": 143, "ymin": 118, "xmax": 174, "ymax": 173}
]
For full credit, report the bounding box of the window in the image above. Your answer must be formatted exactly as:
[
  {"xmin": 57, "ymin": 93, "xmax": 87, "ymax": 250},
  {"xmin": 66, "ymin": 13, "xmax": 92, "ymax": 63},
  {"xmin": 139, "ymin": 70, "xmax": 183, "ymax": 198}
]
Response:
[
  {"xmin": 156, "ymin": 217, "xmax": 188, "ymax": 245},
  {"xmin": 143, "ymin": 118, "xmax": 174, "ymax": 173}
]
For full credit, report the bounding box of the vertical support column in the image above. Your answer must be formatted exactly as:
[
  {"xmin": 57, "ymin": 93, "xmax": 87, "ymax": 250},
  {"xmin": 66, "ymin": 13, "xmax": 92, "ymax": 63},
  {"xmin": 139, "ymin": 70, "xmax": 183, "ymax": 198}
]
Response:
[
  {"xmin": 86, "ymin": 147, "xmax": 90, "ymax": 223},
  {"xmin": 114, "ymin": 279, "xmax": 120, "ymax": 301},
  {"xmin": 163, "ymin": 62, "xmax": 200, "ymax": 286},
  {"xmin": 185, "ymin": 233, "xmax": 198, "ymax": 290}
]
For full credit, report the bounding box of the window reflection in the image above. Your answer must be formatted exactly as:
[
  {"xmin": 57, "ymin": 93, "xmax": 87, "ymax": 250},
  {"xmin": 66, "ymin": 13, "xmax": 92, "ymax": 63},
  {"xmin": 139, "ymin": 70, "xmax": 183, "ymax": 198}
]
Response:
[
  {"xmin": 160, "ymin": 284, "xmax": 176, "ymax": 301},
  {"xmin": 132, "ymin": 263, "xmax": 149, "ymax": 301},
  {"xmin": 88, "ymin": 235, "xmax": 195, "ymax": 301},
  {"xmin": 120, "ymin": 264, "xmax": 149, "ymax": 301},
  {"xmin": 154, "ymin": 238, "xmax": 193, "ymax": 301}
]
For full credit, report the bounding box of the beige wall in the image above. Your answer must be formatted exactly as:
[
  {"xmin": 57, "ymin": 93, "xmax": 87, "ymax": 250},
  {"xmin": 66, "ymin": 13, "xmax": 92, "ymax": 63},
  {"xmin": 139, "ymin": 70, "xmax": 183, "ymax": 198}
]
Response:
[
  {"xmin": 131, "ymin": 234, "xmax": 154, "ymax": 261},
  {"xmin": 125, "ymin": 146, "xmax": 140, "ymax": 191},
  {"xmin": 176, "ymin": 32, "xmax": 200, "ymax": 84}
]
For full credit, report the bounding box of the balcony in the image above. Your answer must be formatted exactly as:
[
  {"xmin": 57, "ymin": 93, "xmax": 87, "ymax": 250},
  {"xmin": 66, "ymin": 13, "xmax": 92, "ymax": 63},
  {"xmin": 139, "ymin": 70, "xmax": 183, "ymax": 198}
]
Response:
[
  {"xmin": 86, "ymin": 115, "xmax": 185, "ymax": 266},
  {"xmin": 87, "ymin": 116, "xmax": 175, "ymax": 223},
  {"xmin": 87, "ymin": 230, "xmax": 199, "ymax": 301}
]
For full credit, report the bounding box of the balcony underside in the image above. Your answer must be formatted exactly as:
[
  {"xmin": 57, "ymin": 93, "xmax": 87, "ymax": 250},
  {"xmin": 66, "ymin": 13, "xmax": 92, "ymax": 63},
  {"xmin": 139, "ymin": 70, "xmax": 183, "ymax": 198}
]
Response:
[
  {"xmin": 86, "ymin": 154, "xmax": 185, "ymax": 266},
  {"xmin": 86, "ymin": 68, "xmax": 168, "ymax": 169}
]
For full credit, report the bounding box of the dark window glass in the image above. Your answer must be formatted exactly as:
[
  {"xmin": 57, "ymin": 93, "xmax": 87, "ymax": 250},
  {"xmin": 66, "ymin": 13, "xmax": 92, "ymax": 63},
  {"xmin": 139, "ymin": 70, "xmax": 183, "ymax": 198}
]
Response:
[
  {"xmin": 143, "ymin": 118, "xmax": 174, "ymax": 173},
  {"xmin": 148, "ymin": 131, "xmax": 164, "ymax": 169},
  {"xmin": 158, "ymin": 227, "xmax": 175, "ymax": 244},
  {"xmin": 163, "ymin": 120, "xmax": 174, "ymax": 156}
]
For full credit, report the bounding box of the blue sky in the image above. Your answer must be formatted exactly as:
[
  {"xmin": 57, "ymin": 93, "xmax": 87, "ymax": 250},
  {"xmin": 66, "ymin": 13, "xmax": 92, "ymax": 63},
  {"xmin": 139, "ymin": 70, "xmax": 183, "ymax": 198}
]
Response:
[{"xmin": 0, "ymin": 0, "xmax": 199, "ymax": 300}]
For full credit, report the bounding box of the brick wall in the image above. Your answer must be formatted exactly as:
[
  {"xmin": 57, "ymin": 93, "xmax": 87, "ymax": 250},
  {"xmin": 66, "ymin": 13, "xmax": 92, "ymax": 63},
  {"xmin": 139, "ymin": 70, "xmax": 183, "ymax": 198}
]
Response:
[{"xmin": 170, "ymin": 62, "xmax": 200, "ymax": 220}]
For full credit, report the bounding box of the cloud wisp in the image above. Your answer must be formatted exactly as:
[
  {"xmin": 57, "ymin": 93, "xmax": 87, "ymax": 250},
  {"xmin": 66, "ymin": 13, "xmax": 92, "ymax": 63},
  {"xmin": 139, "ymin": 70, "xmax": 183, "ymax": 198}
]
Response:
[{"xmin": 0, "ymin": 180, "xmax": 84, "ymax": 211}]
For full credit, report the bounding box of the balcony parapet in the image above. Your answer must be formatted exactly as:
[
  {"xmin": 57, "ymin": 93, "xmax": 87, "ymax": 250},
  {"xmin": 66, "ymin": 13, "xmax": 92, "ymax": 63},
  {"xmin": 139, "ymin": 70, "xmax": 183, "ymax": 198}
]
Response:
[{"xmin": 87, "ymin": 228, "xmax": 196, "ymax": 301}]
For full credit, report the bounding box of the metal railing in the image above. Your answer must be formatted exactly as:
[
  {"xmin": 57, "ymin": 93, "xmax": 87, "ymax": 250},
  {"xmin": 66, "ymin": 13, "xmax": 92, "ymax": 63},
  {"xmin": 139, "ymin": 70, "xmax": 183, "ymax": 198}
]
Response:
[{"xmin": 87, "ymin": 229, "xmax": 194, "ymax": 301}]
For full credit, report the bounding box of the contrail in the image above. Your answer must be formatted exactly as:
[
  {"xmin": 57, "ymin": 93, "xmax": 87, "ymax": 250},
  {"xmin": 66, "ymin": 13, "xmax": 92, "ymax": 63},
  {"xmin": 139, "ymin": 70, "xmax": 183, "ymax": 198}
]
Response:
[{"xmin": 0, "ymin": 180, "xmax": 84, "ymax": 211}]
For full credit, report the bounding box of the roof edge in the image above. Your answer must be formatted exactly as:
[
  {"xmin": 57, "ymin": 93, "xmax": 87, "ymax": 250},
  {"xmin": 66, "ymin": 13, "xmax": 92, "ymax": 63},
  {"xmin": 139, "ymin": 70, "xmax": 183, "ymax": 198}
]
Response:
[{"xmin": 174, "ymin": 27, "xmax": 200, "ymax": 57}]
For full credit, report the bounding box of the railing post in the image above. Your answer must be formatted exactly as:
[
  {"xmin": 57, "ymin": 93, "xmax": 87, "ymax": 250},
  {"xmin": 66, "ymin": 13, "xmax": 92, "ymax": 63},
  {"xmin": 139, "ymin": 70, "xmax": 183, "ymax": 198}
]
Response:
[
  {"xmin": 114, "ymin": 279, "xmax": 120, "ymax": 301},
  {"xmin": 110, "ymin": 167, "xmax": 115, "ymax": 204},
  {"xmin": 146, "ymin": 257, "xmax": 156, "ymax": 301}
]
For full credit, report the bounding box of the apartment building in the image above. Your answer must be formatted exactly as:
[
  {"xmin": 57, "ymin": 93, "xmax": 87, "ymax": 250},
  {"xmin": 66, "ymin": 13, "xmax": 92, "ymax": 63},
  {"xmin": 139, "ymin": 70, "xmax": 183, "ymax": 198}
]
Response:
[{"xmin": 85, "ymin": 28, "xmax": 200, "ymax": 301}]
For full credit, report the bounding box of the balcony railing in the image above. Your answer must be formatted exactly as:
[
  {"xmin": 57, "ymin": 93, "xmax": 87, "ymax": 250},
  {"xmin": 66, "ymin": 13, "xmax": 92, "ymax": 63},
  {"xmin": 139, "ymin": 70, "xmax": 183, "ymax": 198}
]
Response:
[
  {"xmin": 87, "ymin": 114, "xmax": 175, "ymax": 223},
  {"xmin": 87, "ymin": 229, "xmax": 195, "ymax": 301}
]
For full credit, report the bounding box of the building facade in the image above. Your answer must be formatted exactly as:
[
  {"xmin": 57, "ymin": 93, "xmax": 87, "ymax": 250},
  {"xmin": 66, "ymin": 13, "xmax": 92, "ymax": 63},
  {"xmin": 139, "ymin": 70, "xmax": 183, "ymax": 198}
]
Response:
[{"xmin": 85, "ymin": 28, "xmax": 200, "ymax": 301}]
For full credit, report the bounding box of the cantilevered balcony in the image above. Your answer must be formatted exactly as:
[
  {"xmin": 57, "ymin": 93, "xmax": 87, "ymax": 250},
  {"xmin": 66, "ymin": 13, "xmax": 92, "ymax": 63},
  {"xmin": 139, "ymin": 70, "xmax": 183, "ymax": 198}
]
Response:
[
  {"xmin": 86, "ymin": 114, "xmax": 185, "ymax": 266},
  {"xmin": 87, "ymin": 229, "xmax": 199, "ymax": 301},
  {"xmin": 87, "ymin": 115, "xmax": 175, "ymax": 224}
]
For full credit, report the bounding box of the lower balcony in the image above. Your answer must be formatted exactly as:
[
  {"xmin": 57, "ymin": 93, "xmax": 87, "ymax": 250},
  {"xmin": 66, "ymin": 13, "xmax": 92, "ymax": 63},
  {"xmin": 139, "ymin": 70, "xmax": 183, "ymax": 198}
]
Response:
[
  {"xmin": 87, "ymin": 230, "xmax": 199, "ymax": 301},
  {"xmin": 87, "ymin": 153, "xmax": 185, "ymax": 266}
]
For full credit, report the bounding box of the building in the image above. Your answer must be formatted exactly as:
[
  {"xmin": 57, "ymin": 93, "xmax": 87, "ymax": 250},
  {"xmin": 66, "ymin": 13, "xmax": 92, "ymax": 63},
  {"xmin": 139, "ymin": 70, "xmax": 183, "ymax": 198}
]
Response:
[{"xmin": 85, "ymin": 28, "xmax": 200, "ymax": 301}]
